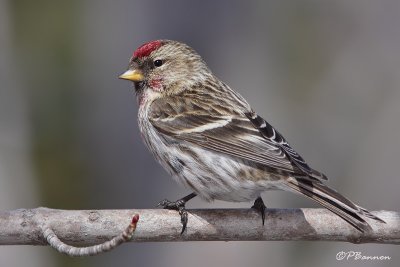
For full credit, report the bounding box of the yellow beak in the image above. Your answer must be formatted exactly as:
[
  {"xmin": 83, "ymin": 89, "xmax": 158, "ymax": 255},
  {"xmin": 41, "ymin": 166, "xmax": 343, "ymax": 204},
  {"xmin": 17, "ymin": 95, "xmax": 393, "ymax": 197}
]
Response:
[{"xmin": 118, "ymin": 69, "xmax": 144, "ymax": 82}]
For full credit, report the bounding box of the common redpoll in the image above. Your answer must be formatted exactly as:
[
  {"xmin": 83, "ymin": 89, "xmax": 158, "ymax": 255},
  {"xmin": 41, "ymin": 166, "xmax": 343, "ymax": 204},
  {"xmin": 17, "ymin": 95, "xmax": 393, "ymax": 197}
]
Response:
[{"xmin": 119, "ymin": 40, "xmax": 384, "ymax": 233}]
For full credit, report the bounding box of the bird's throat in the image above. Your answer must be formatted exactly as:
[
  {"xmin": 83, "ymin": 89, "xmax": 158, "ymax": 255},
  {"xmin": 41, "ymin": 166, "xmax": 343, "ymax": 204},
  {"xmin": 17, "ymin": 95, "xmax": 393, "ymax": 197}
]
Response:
[{"xmin": 137, "ymin": 87, "xmax": 162, "ymax": 107}]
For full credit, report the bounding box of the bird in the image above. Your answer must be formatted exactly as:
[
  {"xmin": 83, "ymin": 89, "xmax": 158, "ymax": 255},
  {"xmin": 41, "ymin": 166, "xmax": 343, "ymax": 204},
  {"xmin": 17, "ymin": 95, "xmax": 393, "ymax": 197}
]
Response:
[{"xmin": 119, "ymin": 39, "xmax": 384, "ymax": 234}]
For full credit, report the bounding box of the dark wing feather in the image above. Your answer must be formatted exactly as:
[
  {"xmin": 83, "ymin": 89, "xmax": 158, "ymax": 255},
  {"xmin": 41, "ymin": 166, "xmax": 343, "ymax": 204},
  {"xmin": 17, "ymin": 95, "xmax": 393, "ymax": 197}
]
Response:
[
  {"xmin": 245, "ymin": 112, "xmax": 327, "ymax": 180},
  {"xmin": 149, "ymin": 94, "xmax": 326, "ymax": 180}
]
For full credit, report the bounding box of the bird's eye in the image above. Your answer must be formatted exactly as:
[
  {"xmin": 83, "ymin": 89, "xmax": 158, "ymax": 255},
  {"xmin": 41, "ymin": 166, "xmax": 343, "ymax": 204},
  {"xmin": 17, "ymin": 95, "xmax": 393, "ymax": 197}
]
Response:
[{"xmin": 154, "ymin": 59, "xmax": 163, "ymax": 67}]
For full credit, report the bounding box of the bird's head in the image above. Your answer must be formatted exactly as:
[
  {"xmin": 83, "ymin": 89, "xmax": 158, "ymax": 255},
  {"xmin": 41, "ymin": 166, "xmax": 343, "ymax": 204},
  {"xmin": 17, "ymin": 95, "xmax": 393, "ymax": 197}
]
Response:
[{"xmin": 119, "ymin": 40, "xmax": 211, "ymax": 97}]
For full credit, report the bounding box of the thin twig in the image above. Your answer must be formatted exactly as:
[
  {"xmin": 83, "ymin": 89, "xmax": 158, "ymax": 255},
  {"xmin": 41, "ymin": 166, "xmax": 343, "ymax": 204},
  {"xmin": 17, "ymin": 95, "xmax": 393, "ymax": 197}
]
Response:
[{"xmin": 42, "ymin": 214, "xmax": 139, "ymax": 256}]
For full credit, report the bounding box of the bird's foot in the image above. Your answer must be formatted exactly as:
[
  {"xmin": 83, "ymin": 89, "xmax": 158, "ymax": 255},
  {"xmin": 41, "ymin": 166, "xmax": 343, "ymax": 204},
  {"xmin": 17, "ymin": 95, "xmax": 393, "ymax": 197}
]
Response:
[
  {"xmin": 158, "ymin": 199, "xmax": 188, "ymax": 234},
  {"xmin": 251, "ymin": 197, "xmax": 267, "ymax": 225},
  {"xmin": 157, "ymin": 193, "xmax": 196, "ymax": 234}
]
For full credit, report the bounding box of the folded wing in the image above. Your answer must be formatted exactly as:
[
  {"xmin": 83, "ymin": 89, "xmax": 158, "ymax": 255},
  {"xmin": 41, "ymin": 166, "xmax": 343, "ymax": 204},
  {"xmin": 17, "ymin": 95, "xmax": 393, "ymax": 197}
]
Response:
[{"xmin": 149, "ymin": 94, "xmax": 326, "ymax": 181}]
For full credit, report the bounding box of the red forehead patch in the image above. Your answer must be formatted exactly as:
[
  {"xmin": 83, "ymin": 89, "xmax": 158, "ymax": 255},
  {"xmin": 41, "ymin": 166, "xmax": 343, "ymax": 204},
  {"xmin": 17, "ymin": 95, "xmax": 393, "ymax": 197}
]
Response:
[{"xmin": 133, "ymin": 40, "xmax": 162, "ymax": 58}]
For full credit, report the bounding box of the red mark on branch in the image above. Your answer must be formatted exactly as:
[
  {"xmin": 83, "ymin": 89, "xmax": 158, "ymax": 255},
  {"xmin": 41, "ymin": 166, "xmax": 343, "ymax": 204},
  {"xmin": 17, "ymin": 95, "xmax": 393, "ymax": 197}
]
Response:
[{"xmin": 131, "ymin": 214, "xmax": 139, "ymax": 224}]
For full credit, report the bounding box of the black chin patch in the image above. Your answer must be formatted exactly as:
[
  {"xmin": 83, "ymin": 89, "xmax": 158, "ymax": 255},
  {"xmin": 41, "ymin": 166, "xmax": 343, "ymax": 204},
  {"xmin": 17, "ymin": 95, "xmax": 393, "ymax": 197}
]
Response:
[{"xmin": 134, "ymin": 81, "xmax": 145, "ymax": 91}]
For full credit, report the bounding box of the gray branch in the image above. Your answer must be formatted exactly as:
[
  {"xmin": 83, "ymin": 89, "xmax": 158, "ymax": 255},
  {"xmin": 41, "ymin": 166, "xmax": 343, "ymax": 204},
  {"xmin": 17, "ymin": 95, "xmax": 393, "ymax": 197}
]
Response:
[{"xmin": 0, "ymin": 208, "xmax": 399, "ymax": 251}]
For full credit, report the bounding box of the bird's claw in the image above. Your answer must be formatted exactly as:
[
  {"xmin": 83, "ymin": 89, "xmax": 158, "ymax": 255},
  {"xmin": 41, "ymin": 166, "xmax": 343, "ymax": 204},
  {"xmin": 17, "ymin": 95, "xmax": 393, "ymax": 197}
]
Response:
[
  {"xmin": 251, "ymin": 197, "xmax": 267, "ymax": 225},
  {"xmin": 178, "ymin": 207, "xmax": 188, "ymax": 234},
  {"xmin": 158, "ymin": 198, "xmax": 188, "ymax": 234}
]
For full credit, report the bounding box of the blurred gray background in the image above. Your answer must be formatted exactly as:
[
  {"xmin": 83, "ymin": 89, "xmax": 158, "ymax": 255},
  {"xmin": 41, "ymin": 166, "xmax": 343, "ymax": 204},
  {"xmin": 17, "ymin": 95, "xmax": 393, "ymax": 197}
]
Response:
[{"xmin": 1, "ymin": 0, "xmax": 399, "ymax": 266}]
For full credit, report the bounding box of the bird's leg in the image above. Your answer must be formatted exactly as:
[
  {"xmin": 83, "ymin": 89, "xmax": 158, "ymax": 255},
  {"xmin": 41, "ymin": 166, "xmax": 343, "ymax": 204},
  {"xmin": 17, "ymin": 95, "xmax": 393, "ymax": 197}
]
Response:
[
  {"xmin": 251, "ymin": 196, "xmax": 267, "ymax": 225},
  {"xmin": 158, "ymin": 192, "xmax": 197, "ymax": 234}
]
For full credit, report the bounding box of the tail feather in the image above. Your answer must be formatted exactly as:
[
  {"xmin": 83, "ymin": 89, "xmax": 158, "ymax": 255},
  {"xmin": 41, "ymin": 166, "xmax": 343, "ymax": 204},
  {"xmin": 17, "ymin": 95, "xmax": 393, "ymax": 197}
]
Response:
[
  {"xmin": 286, "ymin": 178, "xmax": 385, "ymax": 232},
  {"xmin": 357, "ymin": 206, "xmax": 386, "ymax": 223}
]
